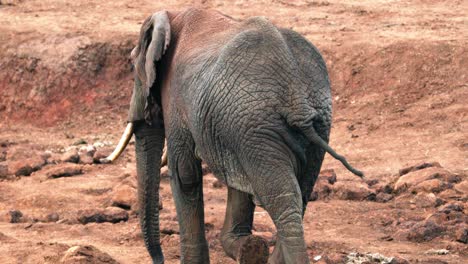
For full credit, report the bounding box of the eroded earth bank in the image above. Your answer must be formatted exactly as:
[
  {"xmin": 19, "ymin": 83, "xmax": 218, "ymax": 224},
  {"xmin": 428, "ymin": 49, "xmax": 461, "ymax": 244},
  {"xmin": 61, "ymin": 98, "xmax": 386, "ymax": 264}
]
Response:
[{"xmin": 0, "ymin": 0, "xmax": 467, "ymax": 263}]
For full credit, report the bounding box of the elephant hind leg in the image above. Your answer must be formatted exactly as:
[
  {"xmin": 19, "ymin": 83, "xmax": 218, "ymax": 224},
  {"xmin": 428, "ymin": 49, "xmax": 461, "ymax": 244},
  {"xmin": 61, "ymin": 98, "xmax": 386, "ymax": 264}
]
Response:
[
  {"xmin": 247, "ymin": 162, "xmax": 309, "ymax": 264},
  {"xmin": 221, "ymin": 186, "xmax": 268, "ymax": 263}
]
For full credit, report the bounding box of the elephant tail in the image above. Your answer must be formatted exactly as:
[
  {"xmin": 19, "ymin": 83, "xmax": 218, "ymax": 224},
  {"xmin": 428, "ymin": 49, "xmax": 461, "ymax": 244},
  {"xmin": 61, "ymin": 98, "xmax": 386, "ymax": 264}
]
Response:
[{"xmin": 301, "ymin": 125, "xmax": 364, "ymax": 177}]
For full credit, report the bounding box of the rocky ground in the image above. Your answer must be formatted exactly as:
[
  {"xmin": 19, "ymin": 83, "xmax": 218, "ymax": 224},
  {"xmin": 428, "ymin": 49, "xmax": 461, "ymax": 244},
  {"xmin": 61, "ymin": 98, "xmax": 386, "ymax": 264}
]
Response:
[{"xmin": 0, "ymin": 0, "xmax": 467, "ymax": 263}]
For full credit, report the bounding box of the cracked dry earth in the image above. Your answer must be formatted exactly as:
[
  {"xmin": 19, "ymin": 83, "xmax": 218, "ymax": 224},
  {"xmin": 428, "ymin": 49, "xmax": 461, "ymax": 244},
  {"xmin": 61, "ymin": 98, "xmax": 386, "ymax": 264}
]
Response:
[{"xmin": 0, "ymin": 0, "xmax": 467, "ymax": 263}]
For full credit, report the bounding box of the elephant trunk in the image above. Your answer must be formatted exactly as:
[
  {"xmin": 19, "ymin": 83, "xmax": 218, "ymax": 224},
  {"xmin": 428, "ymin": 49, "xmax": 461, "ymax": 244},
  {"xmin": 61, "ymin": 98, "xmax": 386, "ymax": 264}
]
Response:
[{"xmin": 134, "ymin": 123, "xmax": 165, "ymax": 264}]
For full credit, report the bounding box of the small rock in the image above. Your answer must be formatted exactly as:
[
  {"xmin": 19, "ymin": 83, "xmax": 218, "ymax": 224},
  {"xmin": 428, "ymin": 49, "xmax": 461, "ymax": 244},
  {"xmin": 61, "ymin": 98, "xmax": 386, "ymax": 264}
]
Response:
[
  {"xmin": 453, "ymin": 180, "xmax": 468, "ymax": 195},
  {"xmin": 425, "ymin": 249, "xmax": 450, "ymax": 255},
  {"xmin": 77, "ymin": 207, "xmax": 129, "ymax": 224},
  {"xmin": 45, "ymin": 164, "xmax": 83, "ymax": 178},
  {"xmin": 0, "ymin": 147, "xmax": 7, "ymax": 162},
  {"xmin": 332, "ymin": 181, "xmax": 375, "ymax": 201},
  {"xmin": 61, "ymin": 149, "xmax": 79, "ymax": 163},
  {"xmin": 399, "ymin": 162, "xmax": 441, "ymax": 176},
  {"xmin": 323, "ymin": 252, "xmax": 347, "ymax": 264},
  {"xmin": 78, "ymin": 145, "xmax": 96, "ymax": 165},
  {"xmin": 9, "ymin": 210, "xmax": 24, "ymax": 223},
  {"xmin": 40, "ymin": 151, "xmax": 52, "ymax": 161},
  {"xmin": 377, "ymin": 183, "xmax": 394, "ymax": 194},
  {"xmin": 61, "ymin": 245, "xmax": 119, "ymax": 264},
  {"xmin": 319, "ymin": 169, "xmax": 337, "ymax": 184},
  {"xmin": 78, "ymin": 145, "xmax": 96, "ymax": 157},
  {"xmin": 160, "ymin": 221, "xmax": 180, "ymax": 235},
  {"xmin": 93, "ymin": 147, "xmax": 113, "ymax": 163},
  {"xmin": 72, "ymin": 139, "xmax": 87, "ymax": 145},
  {"xmin": 412, "ymin": 193, "xmax": 442, "ymax": 208},
  {"xmin": 309, "ymin": 191, "xmax": 319, "ymax": 201},
  {"xmin": 376, "ymin": 192, "xmax": 394, "ymax": 203},
  {"xmin": 390, "ymin": 256, "xmax": 410, "ymax": 264},
  {"xmin": 438, "ymin": 202, "xmax": 464, "ymax": 214},
  {"xmin": 407, "ymin": 220, "xmax": 446, "ymax": 242},
  {"xmin": 410, "ymin": 179, "xmax": 448, "ymax": 193},
  {"xmin": 111, "ymin": 185, "xmax": 136, "ymax": 210},
  {"xmin": 79, "ymin": 154, "xmax": 94, "ymax": 165},
  {"xmin": 0, "ymin": 162, "xmax": 8, "ymax": 179},
  {"xmin": 9, "ymin": 157, "xmax": 45, "ymax": 176},
  {"xmin": 365, "ymin": 179, "xmax": 379, "ymax": 187},
  {"xmin": 47, "ymin": 212, "xmax": 60, "ymax": 222},
  {"xmin": 455, "ymin": 227, "xmax": 467, "ymax": 244},
  {"xmin": 394, "ymin": 167, "xmax": 453, "ymax": 193}
]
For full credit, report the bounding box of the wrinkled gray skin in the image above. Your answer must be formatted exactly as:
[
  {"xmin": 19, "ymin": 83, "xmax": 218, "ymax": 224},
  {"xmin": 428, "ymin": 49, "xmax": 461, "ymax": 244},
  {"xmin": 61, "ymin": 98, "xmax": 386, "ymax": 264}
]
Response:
[{"xmin": 127, "ymin": 8, "xmax": 362, "ymax": 264}]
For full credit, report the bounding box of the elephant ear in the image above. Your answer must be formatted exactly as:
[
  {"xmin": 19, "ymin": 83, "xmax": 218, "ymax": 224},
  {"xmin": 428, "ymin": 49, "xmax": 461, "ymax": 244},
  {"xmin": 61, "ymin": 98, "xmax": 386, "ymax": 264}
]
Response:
[{"xmin": 132, "ymin": 11, "xmax": 171, "ymax": 126}]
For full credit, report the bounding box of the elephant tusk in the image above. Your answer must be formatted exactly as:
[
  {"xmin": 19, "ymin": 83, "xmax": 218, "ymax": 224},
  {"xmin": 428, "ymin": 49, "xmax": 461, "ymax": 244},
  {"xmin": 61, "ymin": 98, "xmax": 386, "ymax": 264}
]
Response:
[{"xmin": 100, "ymin": 122, "xmax": 134, "ymax": 164}]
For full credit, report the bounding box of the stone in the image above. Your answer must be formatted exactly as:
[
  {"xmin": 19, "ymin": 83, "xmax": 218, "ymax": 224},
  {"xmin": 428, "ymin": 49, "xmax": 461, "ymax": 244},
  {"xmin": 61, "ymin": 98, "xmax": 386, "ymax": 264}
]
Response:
[
  {"xmin": 44, "ymin": 164, "xmax": 83, "ymax": 178},
  {"xmin": 61, "ymin": 245, "xmax": 119, "ymax": 264},
  {"xmin": 77, "ymin": 207, "xmax": 129, "ymax": 224},
  {"xmin": 323, "ymin": 252, "xmax": 347, "ymax": 264},
  {"xmin": 8, "ymin": 210, "xmax": 24, "ymax": 223},
  {"xmin": 412, "ymin": 193, "xmax": 442, "ymax": 208},
  {"xmin": 78, "ymin": 145, "xmax": 96, "ymax": 165},
  {"xmin": 47, "ymin": 212, "xmax": 60, "ymax": 222},
  {"xmin": 406, "ymin": 220, "xmax": 446, "ymax": 242},
  {"xmin": 454, "ymin": 180, "xmax": 468, "ymax": 195},
  {"xmin": 9, "ymin": 157, "xmax": 45, "ymax": 176},
  {"xmin": 455, "ymin": 227, "xmax": 467, "ymax": 244},
  {"xmin": 332, "ymin": 181, "xmax": 375, "ymax": 201},
  {"xmin": 160, "ymin": 221, "xmax": 180, "ymax": 235},
  {"xmin": 399, "ymin": 162, "xmax": 441, "ymax": 176},
  {"xmin": 93, "ymin": 147, "xmax": 113, "ymax": 163},
  {"xmin": 78, "ymin": 145, "xmax": 96, "ymax": 156},
  {"xmin": 79, "ymin": 154, "xmax": 94, "ymax": 165},
  {"xmin": 438, "ymin": 202, "xmax": 464, "ymax": 214},
  {"xmin": 310, "ymin": 181, "xmax": 332, "ymax": 201},
  {"xmin": 72, "ymin": 139, "xmax": 87, "ymax": 145},
  {"xmin": 111, "ymin": 185, "xmax": 136, "ymax": 210},
  {"xmin": 390, "ymin": 256, "xmax": 410, "ymax": 264},
  {"xmin": 0, "ymin": 147, "xmax": 6, "ymax": 162},
  {"xmin": 375, "ymin": 192, "xmax": 394, "ymax": 203},
  {"xmin": 394, "ymin": 167, "xmax": 453, "ymax": 193},
  {"xmin": 0, "ymin": 162, "xmax": 8, "ymax": 178},
  {"xmin": 374, "ymin": 182, "xmax": 394, "ymax": 194},
  {"xmin": 319, "ymin": 169, "xmax": 337, "ymax": 184},
  {"xmin": 61, "ymin": 149, "xmax": 79, "ymax": 163},
  {"xmin": 410, "ymin": 179, "xmax": 447, "ymax": 193}
]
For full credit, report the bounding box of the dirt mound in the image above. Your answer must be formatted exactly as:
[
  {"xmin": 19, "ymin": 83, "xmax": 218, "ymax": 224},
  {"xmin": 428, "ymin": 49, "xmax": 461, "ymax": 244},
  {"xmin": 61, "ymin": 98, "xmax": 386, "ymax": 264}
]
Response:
[{"xmin": 0, "ymin": 0, "xmax": 467, "ymax": 263}]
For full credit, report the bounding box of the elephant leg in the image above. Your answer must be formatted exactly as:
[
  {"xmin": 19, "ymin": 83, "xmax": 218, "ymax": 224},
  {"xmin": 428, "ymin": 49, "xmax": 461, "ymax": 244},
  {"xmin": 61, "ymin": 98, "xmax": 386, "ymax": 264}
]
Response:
[
  {"xmin": 221, "ymin": 186, "xmax": 268, "ymax": 263},
  {"xmin": 270, "ymin": 146, "xmax": 326, "ymax": 264},
  {"xmin": 247, "ymin": 162, "xmax": 309, "ymax": 264},
  {"xmin": 167, "ymin": 133, "xmax": 209, "ymax": 264}
]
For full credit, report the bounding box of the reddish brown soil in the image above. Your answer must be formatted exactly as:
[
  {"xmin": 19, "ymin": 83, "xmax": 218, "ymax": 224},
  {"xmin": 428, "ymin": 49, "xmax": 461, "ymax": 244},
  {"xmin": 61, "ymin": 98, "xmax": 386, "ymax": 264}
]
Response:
[{"xmin": 0, "ymin": 1, "xmax": 467, "ymax": 263}]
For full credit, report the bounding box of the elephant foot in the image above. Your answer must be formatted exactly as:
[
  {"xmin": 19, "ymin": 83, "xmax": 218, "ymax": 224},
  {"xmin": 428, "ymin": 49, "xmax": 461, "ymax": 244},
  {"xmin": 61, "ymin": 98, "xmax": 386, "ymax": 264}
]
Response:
[{"xmin": 237, "ymin": 235, "xmax": 269, "ymax": 264}]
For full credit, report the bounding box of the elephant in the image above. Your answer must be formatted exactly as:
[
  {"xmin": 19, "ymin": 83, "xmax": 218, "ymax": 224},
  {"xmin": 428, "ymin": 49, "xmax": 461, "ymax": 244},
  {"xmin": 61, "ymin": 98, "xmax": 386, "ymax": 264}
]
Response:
[{"xmin": 103, "ymin": 8, "xmax": 363, "ymax": 264}]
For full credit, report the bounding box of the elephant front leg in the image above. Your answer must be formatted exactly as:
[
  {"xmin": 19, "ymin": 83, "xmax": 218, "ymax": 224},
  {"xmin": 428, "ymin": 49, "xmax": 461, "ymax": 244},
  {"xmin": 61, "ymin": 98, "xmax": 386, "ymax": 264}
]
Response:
[
  {"xmin": 168, "ymin": 141, "xmax": 209, "ymax": 264},
  {"xmin": 221, "ymin": 187, "xmax": 268, "ymax": 263}
]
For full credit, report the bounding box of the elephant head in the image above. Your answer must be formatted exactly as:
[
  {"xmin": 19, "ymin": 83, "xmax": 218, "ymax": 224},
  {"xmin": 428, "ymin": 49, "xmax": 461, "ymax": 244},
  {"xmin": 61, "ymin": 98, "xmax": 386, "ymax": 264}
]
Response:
[{"xmin": 101, "ymin": 11, "xmax": 171, "ymax": 263}]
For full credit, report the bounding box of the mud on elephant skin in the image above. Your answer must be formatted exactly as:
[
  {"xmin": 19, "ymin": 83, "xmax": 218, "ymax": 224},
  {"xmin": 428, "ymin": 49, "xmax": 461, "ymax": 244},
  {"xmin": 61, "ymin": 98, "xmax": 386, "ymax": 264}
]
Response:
[{"xmin": 103, "ymin": 8, "xmax": 363, "ymax": 264}]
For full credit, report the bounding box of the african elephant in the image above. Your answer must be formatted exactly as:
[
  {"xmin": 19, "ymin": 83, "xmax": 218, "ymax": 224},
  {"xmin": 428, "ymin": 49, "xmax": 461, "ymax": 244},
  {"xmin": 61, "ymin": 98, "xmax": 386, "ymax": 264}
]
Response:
[{"xmin": 103, "ymin": 8, "xmax": 363, "ymax": 264}]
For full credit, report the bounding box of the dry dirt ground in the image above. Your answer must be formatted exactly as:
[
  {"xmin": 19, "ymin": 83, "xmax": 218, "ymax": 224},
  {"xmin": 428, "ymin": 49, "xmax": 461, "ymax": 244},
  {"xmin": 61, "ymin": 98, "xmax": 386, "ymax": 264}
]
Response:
[{"xmin": 0, "ymin": 0, "xmax": 467, "ymax": 263}]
